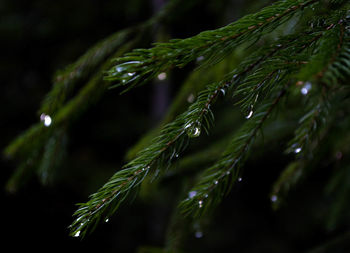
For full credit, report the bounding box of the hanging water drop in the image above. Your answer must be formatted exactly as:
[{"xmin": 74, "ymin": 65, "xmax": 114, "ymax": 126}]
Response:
[
  {"xmin": 271, "ymin": 195, "xmax": 278, "ymax": 202},
  {"xmin": 195, "ymin": 231, "xmax": 203, "ymax": 238},
  {"xmin": 246, "ymin": 109, "xmax": 253, "ymax": 119},
  {"xmin": 114, "ymin": 61, "xmax": 141, "ymax": 75},
  {"xmin": 196, "ymin": 56, "xmax": 205, "ymax": 62},
  {"xmin": 214, "ymin": 180, "xmax": 219, "ymax": 185},
  {"xmin": 187, "ymin": 93, "xmax": 195, "ymax": 103},
  {"xmin": 157, "ymin": 72, "xmax": 167, "ymax": 80},
  {"xmin": 105, "ymin": 218, "xmax": 109, "ymax": 223},
  {"xmin": 198, "ymin": 200, "xmax": 203, "ymax": 208},
  {"xmin": 73, "ymin": 231, "xmax": 81, "ymax": 237},
  {"xmin": 116, "ymin": 66, "xmax": 124, "ymax": 72},
  {"xmin": 294, "ymin": 147, "xmax": 302, "ymax": 154},
  {"xmin": 301, "ymin": 81, "xmax": 312, "ymax": 95},
  {"xmin": 185, "ymin": 121, "xmax": 201, "ymax": 138},
  {"xmin": 238, "ymin": 177, "xmax": 242, "ymax": 182},
  {"xmin": 220, "ymin": 88, "xmax": 226, "ymax": 96},
  {"xmin": 40, "ymin": 113, "xmax": 52, "ymax": 127},
  {"xmin": 188, "ymin": 191, "xmax": 197, "ymax": 199}
]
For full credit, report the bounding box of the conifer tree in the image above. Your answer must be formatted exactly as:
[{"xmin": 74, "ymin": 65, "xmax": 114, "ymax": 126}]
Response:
[{"xmin": 4, "ymin": 0, "xmax": 350, "ymax": 251}]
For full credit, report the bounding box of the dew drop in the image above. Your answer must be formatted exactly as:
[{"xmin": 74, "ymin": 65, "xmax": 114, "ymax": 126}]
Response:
[
  {"xmin": 185, "ymin": 121, "xmax": 201, "ymax": 138},
  {"xmin": 196, "ymin": 56, "xmax": 205, "ymax": 62},
  {"xmin": 214, "ymin": 180, "xmax": 219, "ymax": 185},
  {"xmin": 115, "ymin": 61, "xmax": 141, "ymax": 75},
  {"xmin": 116, "ymin": 66, "xmax": 124, "ymax": 72},
  {"xmin": 220, "ymin": 88, "xmax": 226, "ymax": 96},
  {"xmin": 188, "ymin": 191, "xmax": 197, "ymax": 199},
  {"xmin": 271, "ymin": 195, "xmax": 278, "ymax": 202},
  {"xmin": 105, "ymin": 218, "xmax": 109, "ymax": 223},
  {"xmin": 73, "ymin": 231, "xmax": 81, "ymax": 237},
  {"xmin": 187, "ymin": 93, "xmax": 195, "ymax": 103},
  {"xmin": 157, "ymin": 72, "xmax": 167, "ymax": 80},
  {"xmin": 238, "ymin": 177, "xmax": 243, "ymax": 182},
  {"xmin": 198, "ymin": 200, "xmax": 203, "ymax": 208},
  {"xmin": 40, "ymin": 113, "xmax": 52, "ymax": 127},
  {"xmin": 195, "ymin": 231, "xmax": 203, "ymax": 238},
  {"xmin": 246, "ymin": 110, "xmax": 253, "ymax": 119},
  {"xmin": 301, "ymin": 81, "xmax": 312, "ymax": 95},
  {"xmin": 294, "ymin": 147, "xmax": 302, "ymax": 154},
  {"xmin": 335, "ymin": 151, "xmax": 343, "ymax": 160}
]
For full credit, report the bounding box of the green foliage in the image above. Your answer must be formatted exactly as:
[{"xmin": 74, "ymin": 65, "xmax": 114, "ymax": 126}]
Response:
[{"xmin": 4, "ymin": 0, "xmax": 350, "ymax": 251}]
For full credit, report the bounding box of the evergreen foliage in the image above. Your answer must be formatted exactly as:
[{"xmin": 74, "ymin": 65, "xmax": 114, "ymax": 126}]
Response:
[{"xmin": 4, "ymin": 0, "xmax": 350, "ymax": 251}]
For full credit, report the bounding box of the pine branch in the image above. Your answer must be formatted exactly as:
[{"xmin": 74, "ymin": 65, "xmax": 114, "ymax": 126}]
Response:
[
  {"xmin": 125, "ymin": 52, "xmax": 237, "ymax": 160},
  {"xmin": 271, "ymin": 85, "xmax": 350, "ymax": 208},
  {"xmin": 270, "ymin": 15, "xmax": 350, "ymax": 207},
  {"xmin": 39, "ymin": 27, "xmax": 137, "ymax": 117},
  {"xmin": 105, "ymin": 0, "xmax": 319, "ymax": 92},
  {"xmin": 3, "ymin": 38, "xmax": 139, "ymax": 192},
  {"xmin": 69, "ymin": 12, "xmax": 347, "ymax": 234},
  {"xmin": 297, "ymin": 14, "xmax": 348, "ymax": 83},
  {"xmin": 180, "ymin": 82, "xmax": 290, "ymax": 217},
  {"xmin": 38, "ymin": 0, "xmax": 188, "ymax": 116},
  {"xmin": 69, "ymin": 79, "xmax": 231, "ymax": 237}
]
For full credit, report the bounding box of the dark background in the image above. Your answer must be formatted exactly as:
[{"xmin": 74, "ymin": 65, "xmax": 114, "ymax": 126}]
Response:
[{"xmin": 1, "ymin": 0, "xmax": 349, "ymax": 252}]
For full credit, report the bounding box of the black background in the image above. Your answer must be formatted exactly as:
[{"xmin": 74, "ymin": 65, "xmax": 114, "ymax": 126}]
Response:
[{"xmin": 2, "ymin": 0, "xmax": 349, "ymax": 252}]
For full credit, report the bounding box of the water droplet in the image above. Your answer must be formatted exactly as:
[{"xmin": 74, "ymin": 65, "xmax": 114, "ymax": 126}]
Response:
[
  {"xmin": 196, "ymin": 56, "xmax": 204, "ymax": 62},
  {"xmin": 73, "ymin": 231, "xmax": 81, "ymax": 237},
  {"xmin": 157, "ymin": 72, "xmax": 167, "ymax": 80},
  {"xmin": 226, "ymin": 171, "xmax": 230, "ymax": 175},
  {"xmin": 40, "ymin": 113, "xmax": 52, "ymax": 127},
  {"xmin": 246, "ymin": 109, "xmax": 253, "ymax": 119},
  {"xmin": 185, "ymin": 121, "xmax": 201, "ymax": 138},
  {"xmin": 116, "ymin": 66, "xmax": 124, "ymax": 72},
  {"xmin": 294, "ymin": 147, "xmax": 302, "ymax": 154},
  {"xmin": 301, "ymin": 82, "xmax": 312, "ymax": 95},
  {"xmin": 238, "ymin": 177, "xmax": 242, "ymax": 182},
  {"xmin": 271, "ymin": 195, "xmax": 278, "ymax": 202},
  {"xmin": 187, "ymin": 93, "xmax": 195, "ymax": 103},
  {"xmin": 254, "ymin": 94, "xmax": 259, "ymax": 103},
  {"xmin": 220, "ymin": 88, "xmax": 226, "ymax": 96},
  {"xmin": 335, "ymin": 151, "xmax": 343, "ymax": 160},
  {"xmin": 198, "ymin": 200, "xmax": 203, "ymax": 208},
  {"xmin": 188, "ymin": 191, "xmax": 197, "ymax": 199},
  {"xmin": 114, "ymin": 61, "xmax": 141, "ymax": 74},
  {"xmin": 105, "ymin": 218, "xmax": 109, "ymax": 223},
  {"xmin": 214, "ymin": 180, "xmax": 218, "ymax": 185},
  {"xmin": 204, "ymin": 194, "xmax": 208, "ymax": 198},
  {"xmin": 195, "ymin": 231, "xmax": 203, "ymax": 238}
]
